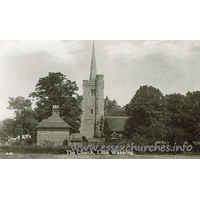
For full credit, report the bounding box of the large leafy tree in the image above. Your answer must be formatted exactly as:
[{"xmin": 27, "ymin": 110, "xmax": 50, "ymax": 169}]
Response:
[
  {"xmin": 0, "ymin": 118, "xmax": 16, "ymax": 139},
  {"xmin": 29, "ymin": 72, "xmax": 82, "ymax": 132},
  {"xmin": 164, "ymin": 93, "xmax": 188, "ymax": 144},
  {"xmin": 104, "ymin": 96, "xmax": 126, "ymax": 116},
  {"xmin": 124, "ymin": 86, "xmax": 200, "ymax": 145},
  {"xmin": 165, "ymin": 91, "xmax": 200, "ymax": 144},
  {"xmin": 184, "ymin": 91, "xmax": 200, "ymax": 143},
  {"xmin": 165, "ymin": 93, "xmax": 186, "ymax": 128},
  {"xmin": 7, "ymin": 96, "xmax": 38, "ymax": 140},
  {"xmin": 124, "ymin": 85, "xmax": 169, "ymax": 143}
]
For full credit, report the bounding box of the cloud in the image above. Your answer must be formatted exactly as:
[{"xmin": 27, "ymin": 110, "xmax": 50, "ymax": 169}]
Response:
[
  {"xmin": 101, "ymin": 41, "xmax": 200, "ymax": 106},
  {"xmin": 0, "ymin": 40, "xmax": 84, "ymax": 63},
  {"xmin": 104, "ymin": 40, "xmax": 200, "ymax": 60}
]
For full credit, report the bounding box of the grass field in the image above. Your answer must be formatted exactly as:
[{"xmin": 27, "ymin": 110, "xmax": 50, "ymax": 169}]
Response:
[{"xmin": 1, "ymin": 153, "xmax": 200, "ymax": 159}]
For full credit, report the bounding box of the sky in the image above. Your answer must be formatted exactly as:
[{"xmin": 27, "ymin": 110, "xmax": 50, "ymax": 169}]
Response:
[{"xmin": 1, "ymin": 40, "xmax": 200, "ymax": 120}]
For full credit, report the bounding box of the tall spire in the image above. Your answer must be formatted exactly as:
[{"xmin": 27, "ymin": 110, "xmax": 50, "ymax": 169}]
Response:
[{"xmin": 89, "ymin": 40, "xmax": 97, "ymax": 80}]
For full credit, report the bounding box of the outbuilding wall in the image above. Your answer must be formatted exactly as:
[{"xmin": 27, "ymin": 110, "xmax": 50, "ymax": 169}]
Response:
[{"xmin": 37, "ymin": 130, "xmax": 70, "ymax": 145}]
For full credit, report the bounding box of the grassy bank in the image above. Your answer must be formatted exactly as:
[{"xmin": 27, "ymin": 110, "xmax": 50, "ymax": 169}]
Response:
[
  {"xmin": 0, "ymin": 144, "xmax": 71, "ymax": 154},
  {"xmin": 1, "ymin": 152, "xmax": 200, "ymax": 159},
  {"xmin": 1, "ymin": 143, "xmax": 200, "ymax": 157}
]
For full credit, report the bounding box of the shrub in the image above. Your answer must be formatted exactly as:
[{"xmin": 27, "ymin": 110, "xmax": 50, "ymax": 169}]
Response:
[
  {"xmin": 63, "ymin": 139, "xmax": 68, "ymax": 146},
  {"xmin": 25, "ymin": 138, "xmax": 36, "ymax": 146}
]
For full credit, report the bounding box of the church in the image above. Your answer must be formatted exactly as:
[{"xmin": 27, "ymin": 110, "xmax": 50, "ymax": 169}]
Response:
[
  {"xmin": 80, "ymin": 41, "xmax": 105, "ymax": 140},
  {"xmin": 37, "ymin": 41, "xmax": 128, "ymax": 145},
  {"xmin": 79, "ymin": 41, "xmax": 128, "ymax": 144}
]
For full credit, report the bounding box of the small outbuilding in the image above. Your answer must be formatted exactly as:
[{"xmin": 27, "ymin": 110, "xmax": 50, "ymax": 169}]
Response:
[{"xmin": 36, "ymin": 105, "xmax": 73, "ymax": 146}]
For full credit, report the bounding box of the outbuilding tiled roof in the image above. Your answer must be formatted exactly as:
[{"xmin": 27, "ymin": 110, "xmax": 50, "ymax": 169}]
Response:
[
  {"xmin": 36, "ymin": 113, "xmax": 72, "ymax": 129},
  {"xmin": 105, "ymin": 116, "xmax": 129, "ymax": 132}
]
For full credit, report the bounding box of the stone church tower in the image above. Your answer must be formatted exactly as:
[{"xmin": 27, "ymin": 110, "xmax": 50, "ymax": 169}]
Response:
[{"xmin": 80, "ymin": 41, "xmax": 104, "ymax": 139}]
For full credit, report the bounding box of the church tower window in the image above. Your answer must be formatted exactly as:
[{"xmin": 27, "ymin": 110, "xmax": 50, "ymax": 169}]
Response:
[
  {"xmin": 91, "ymin": 109, "xmax": 93, "ymax": 114},
  {"xmin": 91, "ymin": 89, "xmax": 95, "ymax": 96}
]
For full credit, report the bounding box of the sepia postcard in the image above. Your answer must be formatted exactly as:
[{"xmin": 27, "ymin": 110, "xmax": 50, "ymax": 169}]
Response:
[{"xmin": 1, "ymin": 40, "xmax": 200, "ymax": 159}]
